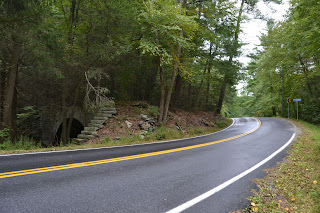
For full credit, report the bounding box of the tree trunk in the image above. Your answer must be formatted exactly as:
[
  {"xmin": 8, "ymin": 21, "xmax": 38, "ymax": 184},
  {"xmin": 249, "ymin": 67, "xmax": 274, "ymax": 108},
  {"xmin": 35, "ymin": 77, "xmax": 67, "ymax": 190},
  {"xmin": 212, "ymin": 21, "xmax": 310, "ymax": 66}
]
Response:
[
  {"xmin": 205, "ymin": 75, "xmax": 210, "ymax": 109},
  {"xmin": 161, "ymin": 0, "xmax": 184, "ymax": 123},
  {"xmin": 61, "ymin": 80, "xmax": 68, "ymax": 145},
  {"xmin": 194, "ymin": 44, "xmax": 212, "ymax": 109},
  {"xmin": 187, "ymin": 82, "xmax": 192, "ymax": 110},
  {"xmin": 298, "ymin": 54, "xmax": 313, "ymax": 97},
  {"xmin": 162, "ymin": 39, "xmax": 182, "ymax": 123},
  {"xmin": 2, "ymin": 40, "xmax": 19, "ymax": 131},
  {"xmin": 0, "ymin": 58, "xmax": 7, "ymax": 124},
  {"xmin": 158, "ymin": 65, "xmax": 165, "ymax": 123},
  {"xmin": 172, "ymin": 73, "xmax": 182, "ymax": 108},
  {"xmin": 216, "ymin": 81, "xmax": 227, "ymax": 115},
  {"xmin": 66, "ymin": 81, "xmax": 81, "ymax": 142},
  {"xmin": 10, "ymin": 81, "xmax": 17, "ymax": 143},
  {"xmin": 281, "ymin": 69, "xmax": 284, "ymax": 117}
]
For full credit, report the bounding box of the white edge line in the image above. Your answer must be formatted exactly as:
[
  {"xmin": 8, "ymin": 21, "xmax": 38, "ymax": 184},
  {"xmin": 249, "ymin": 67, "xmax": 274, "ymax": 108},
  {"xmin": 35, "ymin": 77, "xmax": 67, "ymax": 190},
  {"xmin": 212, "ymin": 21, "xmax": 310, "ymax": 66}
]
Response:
[
  {"xmin": 0, "ymin": 118, "xmax": 236, "ymax": 157},
  {"xmin": 166, "ymin": 132, "xmax": 296, "ymax": 213}
]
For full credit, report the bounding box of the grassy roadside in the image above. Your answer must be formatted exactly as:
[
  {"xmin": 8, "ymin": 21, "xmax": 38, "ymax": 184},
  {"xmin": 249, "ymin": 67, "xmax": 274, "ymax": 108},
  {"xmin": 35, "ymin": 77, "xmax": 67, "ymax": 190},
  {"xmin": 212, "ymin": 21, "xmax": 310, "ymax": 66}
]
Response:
[
  {"xmin": 245, "ymin": 120, "xmax": 320, "ymax": 213},
  {"xmin": 0, "ymin": 118, "xmax": 233, "ymax": 155}
]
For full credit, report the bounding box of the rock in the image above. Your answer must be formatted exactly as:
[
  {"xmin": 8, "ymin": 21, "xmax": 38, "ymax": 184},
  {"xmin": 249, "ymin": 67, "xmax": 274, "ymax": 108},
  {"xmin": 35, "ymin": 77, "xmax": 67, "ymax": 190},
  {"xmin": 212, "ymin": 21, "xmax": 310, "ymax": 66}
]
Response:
[
  {"xmin": 139, "ymin": 121, "xmax": 151, "ymax": 130},
  {"xmin": 140, "ymin": 114, "xmax": 148, "ymax": 121},
  {"xmin": 147, "ymin": 119, "xmax": 156, "ymax": 125},
  {"xmin": 125, "ymin": 120, "xmax": 133, "ymax": 128},
  {"xmin": 200, "ymin": 119, "xmax": 209, "ymax": 126},
  {"xmin": 113, "ymin": 137, "xmax": 120, "ymax": 140},
  {"xmin": 139, "ymin": 134, "xmax": 145, "ymax": 139}
]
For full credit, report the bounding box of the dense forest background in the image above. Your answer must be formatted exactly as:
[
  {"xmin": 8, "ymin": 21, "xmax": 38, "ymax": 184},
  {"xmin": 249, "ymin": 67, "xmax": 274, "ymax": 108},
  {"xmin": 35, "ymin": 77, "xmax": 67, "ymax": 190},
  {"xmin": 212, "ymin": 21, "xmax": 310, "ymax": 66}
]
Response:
[
  {"xmin": 0, "ymin": 0, "xmax": 318, "ymax": 146},
  {"xmin": 226, "ymin": 0, "xmax": 320, "ymax": 124}
]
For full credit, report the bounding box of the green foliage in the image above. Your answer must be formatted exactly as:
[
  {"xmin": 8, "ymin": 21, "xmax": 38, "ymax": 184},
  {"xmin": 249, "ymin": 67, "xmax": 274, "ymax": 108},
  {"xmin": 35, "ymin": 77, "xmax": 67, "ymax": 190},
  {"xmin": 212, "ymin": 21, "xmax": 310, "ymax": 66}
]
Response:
[
  {"xmin": 148, "ymin": 106, "xmax": 159, "ymax": 118},
  {"xmin": 0, "ymin": 128, "xmax": 10, "ymax": 139},
  {"xmin": 0, "ymin": 136, "xmax": 41, "ymax": 151},
  {"xmin": 227, "ymin": 0, "xmax": 320, "ymax": 123},
  {"xmin": 137, "ymin": 0, "xmax": 198, "ymax": 65}
]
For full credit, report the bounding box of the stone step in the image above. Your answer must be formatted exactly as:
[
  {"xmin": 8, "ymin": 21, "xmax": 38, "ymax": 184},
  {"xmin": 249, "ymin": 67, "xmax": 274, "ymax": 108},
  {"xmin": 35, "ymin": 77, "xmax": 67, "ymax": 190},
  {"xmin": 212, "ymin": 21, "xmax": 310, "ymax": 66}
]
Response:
[
  {"xmin": 96, "ymin": 113, "xmax": 112, "ymax": 118},
  {"xmin": 90, "ymin": 119, "xmax": 105, "ymax": 124},
  {"xmin": 84, "ymin": 127, "xmax": 98, "ymax": 132},
  {"xmin": 81, "ymin": 130, "xmax": 97, "ymax": 135},
  {"xmin": 100, "ymin": 107, "xmax": 116, "ymax": 111},
  {"xmin": 99, "ymin": 111, "xmax": 116, "ymax": 115},
  {"xmin": 88, "ymin": 123, "xmax": 104, "ymax": 129},
  {"xmin": 73, "ymin": 138, "xmax": 87, "ymax": 143},
  {"xmin": 93, "ymin": 116, "xmax": 109, "ymax": 121},
  {"xmin": 77, "ymin": 134, "xmax": 96, "ymax": 140}
]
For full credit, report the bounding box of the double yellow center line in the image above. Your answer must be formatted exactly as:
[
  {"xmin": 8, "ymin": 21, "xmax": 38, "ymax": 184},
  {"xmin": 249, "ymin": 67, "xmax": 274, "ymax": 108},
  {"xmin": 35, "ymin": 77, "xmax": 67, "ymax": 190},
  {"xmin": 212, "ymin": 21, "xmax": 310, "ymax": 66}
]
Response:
[{"xmin": 0, "ymin": 118, "xmax": 261, "ymax": 179}]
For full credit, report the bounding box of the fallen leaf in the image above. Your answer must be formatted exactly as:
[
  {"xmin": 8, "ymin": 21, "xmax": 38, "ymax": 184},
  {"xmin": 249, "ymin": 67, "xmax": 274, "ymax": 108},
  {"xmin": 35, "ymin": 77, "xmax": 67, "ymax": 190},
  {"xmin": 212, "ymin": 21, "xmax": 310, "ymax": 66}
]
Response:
[{"xmin": 313, "ymin": 180, "xmax": 318, "ymax": 184}]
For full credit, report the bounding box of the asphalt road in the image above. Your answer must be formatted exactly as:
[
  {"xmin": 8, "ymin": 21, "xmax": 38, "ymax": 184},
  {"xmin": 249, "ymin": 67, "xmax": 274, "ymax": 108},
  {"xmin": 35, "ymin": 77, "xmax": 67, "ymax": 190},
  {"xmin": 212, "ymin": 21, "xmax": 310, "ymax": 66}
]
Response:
[{"xmin": 0, "ymin": 117, "xmax": 296, "ymax": 213}]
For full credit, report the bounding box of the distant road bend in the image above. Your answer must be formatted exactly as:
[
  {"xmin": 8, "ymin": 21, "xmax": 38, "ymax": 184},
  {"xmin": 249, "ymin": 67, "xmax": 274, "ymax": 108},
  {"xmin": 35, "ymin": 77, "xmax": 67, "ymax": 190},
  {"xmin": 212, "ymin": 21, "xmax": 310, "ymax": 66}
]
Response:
[{"xmin": 0, "ymin": 117, "xmax": 296, "ymax": 213}]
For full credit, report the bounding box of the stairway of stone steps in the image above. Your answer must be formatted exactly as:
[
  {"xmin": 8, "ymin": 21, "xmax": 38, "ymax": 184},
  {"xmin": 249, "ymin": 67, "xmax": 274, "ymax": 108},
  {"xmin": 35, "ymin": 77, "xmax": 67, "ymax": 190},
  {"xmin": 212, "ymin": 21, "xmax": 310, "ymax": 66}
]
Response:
[{"xmin": 76, "ymin": 106, "xmax": 117, "ymax": 142}]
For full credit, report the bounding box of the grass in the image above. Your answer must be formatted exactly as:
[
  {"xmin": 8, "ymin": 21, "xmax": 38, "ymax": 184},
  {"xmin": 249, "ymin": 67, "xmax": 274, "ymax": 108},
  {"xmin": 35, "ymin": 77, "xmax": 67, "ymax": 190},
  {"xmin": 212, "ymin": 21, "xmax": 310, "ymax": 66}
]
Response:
[
  {"xmin": 246, "ymin": 119, "xmax": 320, "ymax": 213},
  {"xmin": 0, "ymin": 118, "xmax": 233, "ymax": 155}
]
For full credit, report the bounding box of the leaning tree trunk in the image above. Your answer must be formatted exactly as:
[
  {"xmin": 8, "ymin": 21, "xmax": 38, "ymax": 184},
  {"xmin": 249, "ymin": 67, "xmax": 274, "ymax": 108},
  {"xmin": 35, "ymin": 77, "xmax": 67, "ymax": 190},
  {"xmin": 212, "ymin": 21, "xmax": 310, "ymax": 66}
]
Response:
[
  {"xmin": 161, "ymin": 0, "xmax": 184, "ymax": 123},
  {"xmin": 216, "ymin": 81, "xmax": 227, "ymax": 115},
  {"xmin": 162, "ymin": 40, "xmax": 182, "ymax": 123}
]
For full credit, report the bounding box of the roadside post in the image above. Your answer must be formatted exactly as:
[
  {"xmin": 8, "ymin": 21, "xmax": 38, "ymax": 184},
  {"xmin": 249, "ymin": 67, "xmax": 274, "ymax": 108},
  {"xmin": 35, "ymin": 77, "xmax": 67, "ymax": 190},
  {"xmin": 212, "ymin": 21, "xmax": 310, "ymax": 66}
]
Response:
[
  {"xmin": 292, "ymin": 99, "xmax": 301, "ymax": 119},
  {"xmin": 286, "ymin": 98, "xmax": 291, "ymax": 118}
]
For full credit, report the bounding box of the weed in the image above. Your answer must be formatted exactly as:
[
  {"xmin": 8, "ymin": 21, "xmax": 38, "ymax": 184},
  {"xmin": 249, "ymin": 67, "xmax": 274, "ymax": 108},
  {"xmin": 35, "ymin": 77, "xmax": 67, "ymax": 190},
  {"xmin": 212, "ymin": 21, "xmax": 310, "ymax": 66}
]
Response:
[
  {"xmin": 217, "ymin": 121, "xmax": 224, "ymax": 128},
  {"xmin": 148, "ymin": 106, "xmax": 159, "ymax": 118},
  {"xmin": 0, "ymin": 136, "xmax": 40, "ymax": 151},
  {"xmin": 134, "ymin": 107, "xmax": 142, "ymax": 115},
  {"xmin": 104, "ymin": 137, "xmax": 111, "ymax": 144}
]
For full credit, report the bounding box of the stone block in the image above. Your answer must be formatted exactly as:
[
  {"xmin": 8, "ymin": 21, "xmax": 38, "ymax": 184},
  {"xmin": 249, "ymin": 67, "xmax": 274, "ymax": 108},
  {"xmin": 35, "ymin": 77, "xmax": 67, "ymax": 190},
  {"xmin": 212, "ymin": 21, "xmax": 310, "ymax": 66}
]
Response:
[
  {"xmin": 77, "ymin": 134, "xmax": 96, "ymax": 140},
  {"xmin": 81, "ymin": 130, "xmax": 97, "ymax": 135},
  {"xmin": 84, "ymin": 127, "xmax": 98, "ymax": 131}
]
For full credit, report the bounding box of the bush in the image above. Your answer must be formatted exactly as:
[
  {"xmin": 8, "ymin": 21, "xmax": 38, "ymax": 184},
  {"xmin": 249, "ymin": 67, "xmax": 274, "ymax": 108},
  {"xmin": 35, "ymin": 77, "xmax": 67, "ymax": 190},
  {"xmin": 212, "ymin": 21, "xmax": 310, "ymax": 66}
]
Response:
[{"xmin": 0, "ymin": 128, "xmax": 10, "ymax": 140}]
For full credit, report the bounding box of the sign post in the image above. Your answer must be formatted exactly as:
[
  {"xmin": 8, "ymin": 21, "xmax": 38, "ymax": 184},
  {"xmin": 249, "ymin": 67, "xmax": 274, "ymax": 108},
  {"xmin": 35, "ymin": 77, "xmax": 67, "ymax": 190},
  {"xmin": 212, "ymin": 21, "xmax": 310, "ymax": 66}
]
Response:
[
  {"xmin": 286, "ymin": 98, "xmax": 291, "ymax": 118},
  {"xmin": 292, "ymin": 99, "xmax": 301, "ymax": 119}
]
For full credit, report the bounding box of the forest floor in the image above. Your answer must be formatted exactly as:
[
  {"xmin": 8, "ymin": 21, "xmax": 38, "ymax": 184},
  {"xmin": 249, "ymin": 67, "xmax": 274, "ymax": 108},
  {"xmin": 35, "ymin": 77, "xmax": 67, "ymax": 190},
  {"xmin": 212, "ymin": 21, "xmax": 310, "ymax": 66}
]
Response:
[
  {"xmin": 233, "ymin": 120, "xmax": 320, "ymax": 213},
  {"xmin": 0, "ymin": 102, "xmax": 231, "ymax": 154},
  {"xmin": 85, "ymin": 101, "xmax": 231, "ymax": 146}
]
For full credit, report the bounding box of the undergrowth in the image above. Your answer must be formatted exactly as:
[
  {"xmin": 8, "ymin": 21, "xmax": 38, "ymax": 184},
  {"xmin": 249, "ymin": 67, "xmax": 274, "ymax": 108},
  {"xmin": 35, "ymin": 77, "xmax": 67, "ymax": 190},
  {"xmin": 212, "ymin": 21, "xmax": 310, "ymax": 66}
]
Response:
[{"xmin": 0, "ymin": 118, "xmax": 232, "ymax": 154}]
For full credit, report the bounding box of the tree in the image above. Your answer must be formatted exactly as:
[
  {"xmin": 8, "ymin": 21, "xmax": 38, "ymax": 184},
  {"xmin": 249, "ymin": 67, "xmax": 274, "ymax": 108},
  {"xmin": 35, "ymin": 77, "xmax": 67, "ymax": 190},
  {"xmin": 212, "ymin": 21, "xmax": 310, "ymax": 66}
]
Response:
[
  {"xmin": 137, "ymin": 0, "xmax": 197, "ymax": 123},
  {"xmin": 0, "ymin": 0, "xmax": 47, "ymax": 141}
]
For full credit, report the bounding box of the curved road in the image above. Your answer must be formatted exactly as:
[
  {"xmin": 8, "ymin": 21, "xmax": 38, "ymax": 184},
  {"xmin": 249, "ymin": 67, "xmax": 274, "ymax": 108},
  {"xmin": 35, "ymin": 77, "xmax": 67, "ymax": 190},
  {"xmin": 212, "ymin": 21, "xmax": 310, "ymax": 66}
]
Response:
[{"xmin": 0, "ymin": 117, "xmax": 296, "ymax": 213}]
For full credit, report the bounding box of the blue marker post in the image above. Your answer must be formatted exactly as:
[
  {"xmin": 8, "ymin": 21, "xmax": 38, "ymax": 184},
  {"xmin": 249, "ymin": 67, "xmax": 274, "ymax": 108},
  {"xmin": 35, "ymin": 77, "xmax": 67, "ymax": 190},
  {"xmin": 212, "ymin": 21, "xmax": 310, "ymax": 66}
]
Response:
[{"xmin": 292, "ymin": 99, "xmax": 301, "ymax": 119}]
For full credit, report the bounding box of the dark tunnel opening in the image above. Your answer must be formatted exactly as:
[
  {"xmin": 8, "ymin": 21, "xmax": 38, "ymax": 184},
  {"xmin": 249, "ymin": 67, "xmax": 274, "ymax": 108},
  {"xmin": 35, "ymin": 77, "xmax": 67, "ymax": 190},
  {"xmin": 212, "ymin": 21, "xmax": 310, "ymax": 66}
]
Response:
[{"xmin": 54, "ymin": 118, "xmax": 84, "ymax": 146}]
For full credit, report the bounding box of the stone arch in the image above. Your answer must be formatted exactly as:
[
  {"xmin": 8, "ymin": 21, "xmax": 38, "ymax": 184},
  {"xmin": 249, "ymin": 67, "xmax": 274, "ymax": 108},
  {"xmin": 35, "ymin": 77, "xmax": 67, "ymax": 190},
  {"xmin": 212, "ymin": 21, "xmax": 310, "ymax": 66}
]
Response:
[
  {"xmin": 53, "ymin": 118, "xmax": 84, "ymax": 146},
  {"xmin": 41, "ymin": 108, "xmax": 88, "ymax": 147}
]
